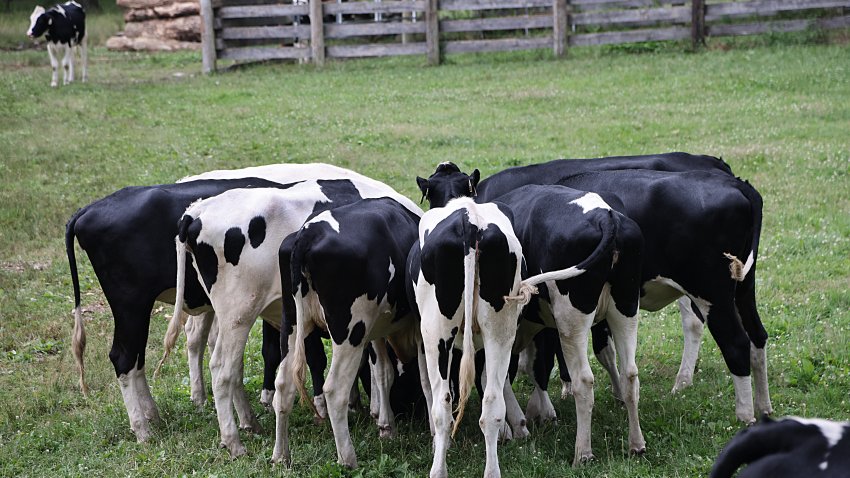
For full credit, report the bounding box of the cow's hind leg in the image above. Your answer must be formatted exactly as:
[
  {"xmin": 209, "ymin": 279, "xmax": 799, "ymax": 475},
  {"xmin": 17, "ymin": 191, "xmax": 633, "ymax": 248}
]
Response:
[
  {"xmin": 209, "ymin": 320, "xmax": 253, "ymax": 457},
  {"xmin": 305, "ymin": 329, "xmax": 328, "ymax": 421},
  {"xmin": 605, "ymin": 308, "xmax": 645, "ymax": 455},
  {"xmin": 736, "ymin": 281, "xmax": 772, "ymax": 416},
  {"xmin": 325, "ymin": 341, "xmax": 365, "ymax": 468},
  {"xmin": 554, "ymin": 307, "xmax": 595, "ymax": 467},
  {"xmin": 591, "ymin": 322, "xmax": 623, "ymax": 402},
  {"xmin": 370, "ymin": 338, "xmax": 396, "ymax": 439},
  {"xmin": 704, "ymin": 300, "xmax": 755, "ymax": 423},
  {"xmin": 79, "ymin": 35, "xmax": 88, "ymax": 82},
  {"xmin": 62, "ymin": 43, "xmax": 73, "ymax": 84},
  {"xmin": 672, "ymin": 297, "xmax": 705, "ymax": 393},
  {"xmin": 272, "ymin": 331, "xmax": 298, "ymax": 465},
  {"xmin": 260, "ymin": 320, "xmax": 281, "ymax": 409},
  {"xmin": 47, "ymin": 43, "xmax": 59, "ymax": 87},
  {"xmin": 185, "ymin": 312, "xmax": 214, "ymax": 408},
  {"xmin": 478, "ymin": 317, "xmax": 517, "ymax": 478}
]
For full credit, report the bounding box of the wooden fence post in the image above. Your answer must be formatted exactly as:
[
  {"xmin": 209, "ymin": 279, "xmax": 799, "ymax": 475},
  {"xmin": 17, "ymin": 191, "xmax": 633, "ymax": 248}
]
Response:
[
  {"xmin": 310, "ymin": 0, "xmax": 325, "ymax": 66},
  {"xmin": 691, "ymin": 0, "xmax": 705, "ymax": 48},
  {"xmin": 199, "ymin": 0, "xmax": 216, "ymax": 73},
  {"xmin": 553, "ymin": 0, "xmax": 567, "ymax": 57},
  {"xmin": 425, "ymin": 0, "xmax": 440, "ymax": 65}
]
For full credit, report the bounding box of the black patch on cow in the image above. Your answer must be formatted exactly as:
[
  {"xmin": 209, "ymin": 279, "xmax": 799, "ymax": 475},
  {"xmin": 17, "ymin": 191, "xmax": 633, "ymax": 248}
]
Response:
[
  {"xmin": 348, "ymin": 321, "xmax": 366, "ymax": 347},
  {"xmin": 194, "ymin": 241, "xmax": 218, "ymax": 291},
  {"xmin": 367, "ymin": 342, "xmax": 377, "ymax": 364},
  {"xmin": 420, "ymin": 209, "xmax": 474, "ymax": 320},
  {"xmin": 186, "ymin": 216, "xmax": 203, "ymax": 249},
  {"xmin": 177, "ymin": 215, "xmax": 193, "ymax": 243},
  {"xmin": 477, "ymin": 225, "xmax": 516, "ymax": 312},
  {"xmin": 311, "ymin": 179, "xmax": 364, "ymax": 215},
  {"xmin": 223, "ymin": 227, "xmax": 245, "ymax": 266},
  {"xmin": 248, "ymin": 216, "xmax": 266, "ymax": 248},
  {"xmin": 437, "ymin": 327, "xmax": 459, "ymax": 380}
]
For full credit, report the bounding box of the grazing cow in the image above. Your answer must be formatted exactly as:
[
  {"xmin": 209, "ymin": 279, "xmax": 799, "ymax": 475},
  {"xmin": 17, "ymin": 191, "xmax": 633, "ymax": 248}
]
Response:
[
  {"xmin": 409, "ymin": 197, "xmax": 593, "ymax": 478},
  {"xmin": 417, "ymin": 159, "xmax": 771, "ymax": 423},
  {"xmin": 162, "ymin": 183, "xmax": 422, "ymax": 458},
  {"xmin": 27, "ymin": 1, "xmax": 87, "ymax": 87},
  {"xmin": 272, "ymin": 198, "xmax": 421, "ymax": 467},
  {"xmin": 710, "ymin": 416, "xmax": 850, "ymax": 478},
  {"xmin": 65, "ymin": 162, "xmax": 400, "ymax": 442},
  {"xmin": 497, "ymin": 185, "xmax": 646, "ymax": 464}
]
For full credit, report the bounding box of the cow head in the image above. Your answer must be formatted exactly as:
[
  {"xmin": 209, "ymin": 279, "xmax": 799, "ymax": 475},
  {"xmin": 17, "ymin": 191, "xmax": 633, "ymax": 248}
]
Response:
[
  {"xmin": 27, "ymin": 6, "xmax": 49, "ymax": 38},
  {"xmin": 416, "ymin": 162, "xmax": 480, "ymax": 209}
]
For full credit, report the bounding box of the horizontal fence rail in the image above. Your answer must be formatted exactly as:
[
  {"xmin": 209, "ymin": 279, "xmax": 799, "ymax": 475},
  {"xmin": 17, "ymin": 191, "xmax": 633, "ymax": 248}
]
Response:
[{"xmin": 200, "ymin": 0, "xmax": 850, "ymax": 71}]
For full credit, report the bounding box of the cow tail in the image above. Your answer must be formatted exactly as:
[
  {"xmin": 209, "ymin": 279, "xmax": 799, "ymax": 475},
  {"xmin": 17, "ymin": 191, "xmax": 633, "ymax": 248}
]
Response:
[
  {"xmin": 709, "ymin": 418, "xmax": 797, "ymax": 478},
  {"xmin": 452, "ymin": 240, "xmax": 478, "ymax": 438},
  {"xmin": 155, "ymin": 216, "xmax": 193, "ymax": 378},
  {"xmin": 290, "ymin": 238, "xmax": 320, "ymax": 417},
  {"xmin": 66, "ymin": 209, "xmax": 89, "ymax": 396},
  {"xmin": 508, "ymin": 210, "xmax": 618, "ymax": 304}
]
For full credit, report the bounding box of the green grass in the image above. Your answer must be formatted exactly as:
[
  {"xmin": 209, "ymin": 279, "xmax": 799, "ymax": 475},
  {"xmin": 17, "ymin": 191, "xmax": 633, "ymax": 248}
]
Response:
[{"xmin": 1, "ymin": 21, "xmax": 849, "ymax": 477}]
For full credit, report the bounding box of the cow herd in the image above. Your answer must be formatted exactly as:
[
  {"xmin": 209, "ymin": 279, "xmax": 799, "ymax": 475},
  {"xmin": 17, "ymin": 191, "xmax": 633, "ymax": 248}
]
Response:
[{"xmin": 64, "ymin": 153, "xmax": 847, "ymax": 477}]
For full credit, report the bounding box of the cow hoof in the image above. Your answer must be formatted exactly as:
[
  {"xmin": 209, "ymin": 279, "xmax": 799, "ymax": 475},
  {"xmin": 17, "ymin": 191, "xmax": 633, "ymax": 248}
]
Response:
[
  {"xmin": 671, "ymin": 376, "xmax": 693, "ymax": 394},
  {"xmin": 240, "ymin": 421, "xmax": 262, "ymax": 434},
  {"xmin": 270, "ymin": 452, "xmax": 291, "ymax": 467},
  {"xmin": 133, "ymin": 425, "xmax": 153, "ymax": 443},
  {"xmin": 573, "ymin": 453, "xmax": 595, "ymax": 467},
  {"xmin": 260, "ymin": 389, "xmax": 274, "ymax": 410},
  {"xmin": 512, "ymin": 425, "xmax": 530, "ymax": 440},
  {"xmin": 379, "ymin": 425, "xmax": 395, "ymax": 439},
  {"xmin": 630, "ymin": 446, "xmax": 647, "ymax": 456},
  {"xmin": 191, "ymin": 396, "xmax": 207, "ymax": 409},
  {"xmin": 222, "ymin": 441, "xmax": 247, "ymax": 458},
  {"xmin": 313, "ymin": 414, "xmax": 326, "ymax": 425}
]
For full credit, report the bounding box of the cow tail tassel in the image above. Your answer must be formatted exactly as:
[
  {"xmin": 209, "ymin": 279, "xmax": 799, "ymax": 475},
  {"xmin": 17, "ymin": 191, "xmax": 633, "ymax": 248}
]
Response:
[
  {"xmin": 452, "ymin": 242, "xmax": 478, "ymax": 439},
  {"xmin": 155, "ymin": 236, "xmax": 189, "ymax": 379}
]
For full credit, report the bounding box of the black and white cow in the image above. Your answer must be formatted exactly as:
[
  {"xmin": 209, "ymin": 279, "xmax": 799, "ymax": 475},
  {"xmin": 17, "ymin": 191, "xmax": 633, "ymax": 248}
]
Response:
[
  {"xmin": 161, "ymin": 182, "xmax": 422, "ymax": 458},
  {"xmin": 496, "ymin": 184, "xmax": 646, "ymax": 464},
  {"xmin": 710, "ymin": 416, "xmax": 850, "ymax": 478},
  {"xmin": 417, "ymin": 158, "xmax": 771, "ymax": 423},
  {"xmin": 408, "ymin": 197, "xmax": 594, "ymax": 478},
  {"xmin": 27, "ymin": 1, "xmax": 87, "ymax": 87},
  {"xmin": 65, "ymin": 162, "xmax": 398, "ymax": 442},
  {"xmin": 272, "ymin": 198, "xmax": 421, "ymax": 468}
]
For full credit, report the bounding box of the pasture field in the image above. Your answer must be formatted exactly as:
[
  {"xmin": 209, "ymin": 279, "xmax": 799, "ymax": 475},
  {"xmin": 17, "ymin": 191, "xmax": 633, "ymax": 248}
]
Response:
[{"xmin": 1, "ymin": 8, "xmax": 849, "ymax": 476}]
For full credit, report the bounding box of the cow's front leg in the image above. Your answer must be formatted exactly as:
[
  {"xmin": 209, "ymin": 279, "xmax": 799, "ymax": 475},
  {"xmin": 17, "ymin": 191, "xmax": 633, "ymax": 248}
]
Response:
[
  {"xmin": 672, "ymin": 297, "xmax": 704, "ymax": 393},
  {"xmin": 209, "ymin": 320, "xmax": 253, "ymax": 458},
  {"xmin": 47, "ymin": 43, "xmax": 59, "ymax": 87},
  {"xmin": 62, "ymin": 43, "xmax": 74, "ymax": 84}
]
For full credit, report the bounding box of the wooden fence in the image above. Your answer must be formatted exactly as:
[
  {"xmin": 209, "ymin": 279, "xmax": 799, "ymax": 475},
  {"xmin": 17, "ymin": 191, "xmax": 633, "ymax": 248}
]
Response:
[{"xmin": 201, "ymin": 0, "xmax": 850, "ymax": 71}]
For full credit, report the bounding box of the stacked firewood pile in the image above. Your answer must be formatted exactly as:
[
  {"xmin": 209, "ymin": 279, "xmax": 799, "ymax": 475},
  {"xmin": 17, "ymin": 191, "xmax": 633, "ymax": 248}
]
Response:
[{"xmin": 106, "ymin": 0, "xmax": 201, "ymax": 51}]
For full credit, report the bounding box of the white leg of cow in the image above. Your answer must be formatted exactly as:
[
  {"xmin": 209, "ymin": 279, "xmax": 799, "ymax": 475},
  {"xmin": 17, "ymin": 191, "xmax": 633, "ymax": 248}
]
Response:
[
  {"xmin": 606, "ymin": 308, "xmax": 645, "ymax": 455},
  {"xmin": 672, "ymin": 297, "xmax": 704, "ymax": 393},
  {"xmin": 272, "ymin": 332, "xmax": 299, "ymax": 465},
  {"xmin": 554, "ymin": 304, "xmax": 595, "ymax": 467},
  {"xmin": 526, "ymin": 382, "xmax": 556, "ymax": 423},
  {"xmin": 47, "ymin": 43, "xmax": 59, "ymax": 87},
  {"xmin": 561, "ymin": 379, "xmax": 572, "ymax": 399},
  {"xmin": 422, "ymin": 320, "xmax": 456, "ymax": 478},
  {"xmin": 233, "ymin": 357, "xmax": 261, "ymax": 433},
  {"xmin": 135, "ymin": 367, "xmax": 161, "ymax": 424},
  {"xmin": 62, "ymin": 43, "xmax": 73, "ymax": 84},
  {"xmin": 185, "ymin": 312, "xmax": 214, "ymax": 408},
  {"xmin": 751, "ymin": 344, "xmax": 773, "ymax": 416},
  {"xmin": 732, "ymin": 374, "xmax": 755, "ymax": 424},
  {"xmin": 595, "ymin": 336, "xmax": 623, "ymax": 402},
  {"xmin": 503, "ymin": 378, "xmax": 530, "ymax": 439},
  {"xmin": 324, "ymin": 341, "xmax": 365, "ymax": 468},
  {"xmin": 370, "ymin": 338, "xmax": 396, "ymax": 439},
  {"xmin": 478, "ymin": 326, "xmax": 514, "ymax": 478},
  {"xmin": 480, "ymin": 368, "xmax": 511, "ymax": 441},
  {"xmin": 369, "ymin": 352, "xmax": 381, "ymax": 419},
  {"xmin": 209, "ymin": 321, "xmax": 253, "ymax": 458},
  {"xmin": 118, "ymin": 364, "xmax": 153, "ymax": 442},
  {"xmin": 416, "ymin": 334, "xmax": 435, "ymax": 436}
]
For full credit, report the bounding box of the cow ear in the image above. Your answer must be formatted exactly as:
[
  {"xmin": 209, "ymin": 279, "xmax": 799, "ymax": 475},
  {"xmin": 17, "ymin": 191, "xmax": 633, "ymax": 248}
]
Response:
[
  {"xmin": 469, "ymin": 169, "xmax": 481, "ymax": 196},
  {"xmin": 416, "ymin": 176, "xmax": 429, "ymax": 204}
]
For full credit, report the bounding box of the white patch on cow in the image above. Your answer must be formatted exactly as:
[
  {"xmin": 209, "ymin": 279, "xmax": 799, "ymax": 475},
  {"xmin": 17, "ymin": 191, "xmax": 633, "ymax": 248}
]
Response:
[
  {"xmin": 790, "ymin": 417, "xmax": 847, "ymax": 471},
  {"xmin": 28, "ymin": 6, "xmax": 45, "ymax": 36},
  {"xmin": 55, "ymin": 4, "xmax": 66, "ymax": 16},
  {"xmin": 641, "ymin": 276, "xmax": 713, "ymax": 314},
  {"xmin": 570, "ymin": 192, "xmax": 611, "ymax": 214},
  {"xmin": 388, "ymin": 258, "xmax": 395, "ymax": 283},
  {"xmin": 305, "ymin": 210, "xmax": 340, "ymax": 233}
]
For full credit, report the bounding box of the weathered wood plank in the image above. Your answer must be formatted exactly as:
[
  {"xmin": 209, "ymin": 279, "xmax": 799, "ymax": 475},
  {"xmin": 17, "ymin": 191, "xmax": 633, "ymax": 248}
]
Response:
[
  {"xmin": 219, "ymin": 25, "xmax": 311, "ymax": 40},
  {"xmin": 310, "ymin": 0, "xmax": 325, "ymax": 65},
  {"xmin": 570, "ymin": 25, "xmax": 689, "ymax": 45},
  {"xmin": 706, "ymin": 0, "xmax": 850, "ymax": 22},
  {"xmin": 553, "ymin": 0, "xmax": 567, "ymax": 56},
  {"xmin": 441, "ymin": 14, "xmax": 553, "ymax": 32},
  {"xmin": 200, "ymin": 0, "xmax": 216, "ymax": 72},
  {"xmin": 325, "ymin": 21, "xmax": 427, "ymax": 38},
  {"xmin": 426, "ymin": 0, "xmax": 439, "ymax": 64},
  {"xmin": 573, "ymin": 5, "xmax": 689, "ymax": 26},
  {"xmin": 327, "ymin": 42, "xmax": 428, "ymax": 57},
  {"xmin": 219, "ymin": 46, "xmax": 311, "ymax": 60},
  {"xmin": 440, "ymin": 0, "xmax": 551, "ymax": 12},
  {"xmin": 324, "ymin": 0, "xmax": 425, "ymax": 15},
  {"xmin": 444, "ymin": 36, "xmax": 552, "ymax": 53},
  {"xmin": 218, "ymin": 5, "xmax": 309, "ymax": 19},
  {"xmin": 708, "ymin": 14, "xmax": 850, "ymax": 36},
  {"xmin": 692, "ymin": 0, "xmax": 705, "ymax": 47}
]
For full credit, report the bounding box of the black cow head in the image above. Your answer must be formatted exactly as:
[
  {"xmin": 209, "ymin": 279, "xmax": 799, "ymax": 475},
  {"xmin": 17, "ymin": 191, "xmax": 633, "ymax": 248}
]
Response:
[
  {"xmin": 27, "ymin": 7, "xmax": 50, "ymax": 38},
  {"xmin": 416, "ymin": 162, "xmax": 480, "ymax": 209}
]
